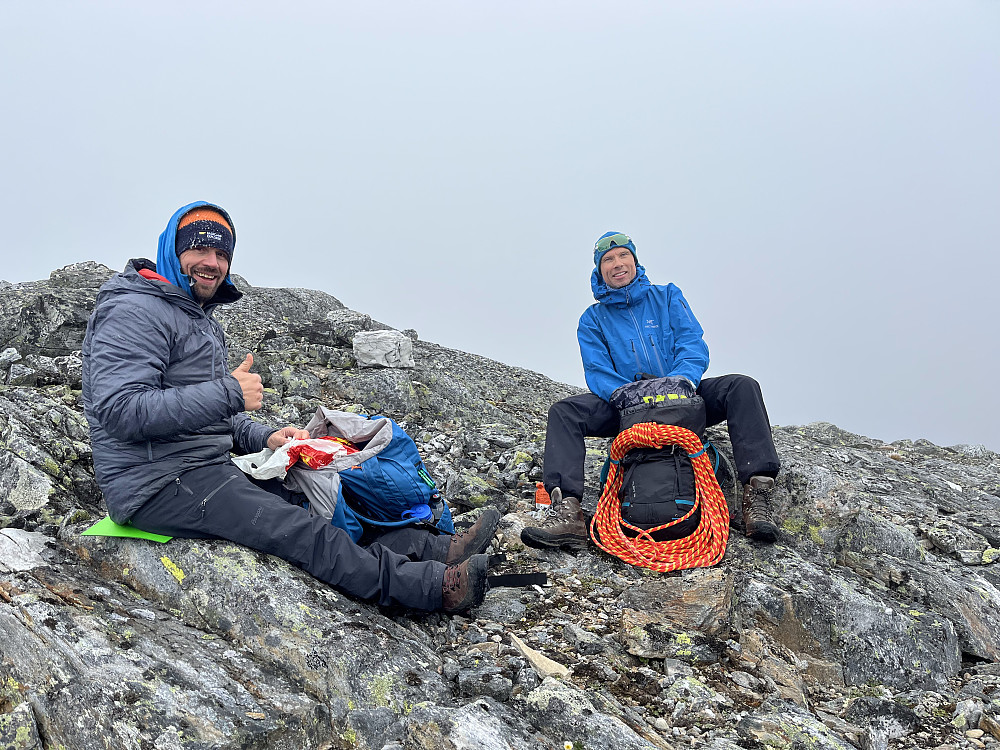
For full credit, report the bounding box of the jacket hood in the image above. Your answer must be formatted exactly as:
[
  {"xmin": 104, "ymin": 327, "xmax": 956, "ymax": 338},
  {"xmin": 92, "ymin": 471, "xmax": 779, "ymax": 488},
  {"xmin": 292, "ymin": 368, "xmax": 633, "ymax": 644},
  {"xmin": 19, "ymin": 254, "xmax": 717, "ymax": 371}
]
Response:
[
  {"xmin": 591, "ymin": 263, "xmax": 651, "ymax": 306},
  {"xmin": 155, "ymin": 201, "xmax": 238, "ymax": 303}
]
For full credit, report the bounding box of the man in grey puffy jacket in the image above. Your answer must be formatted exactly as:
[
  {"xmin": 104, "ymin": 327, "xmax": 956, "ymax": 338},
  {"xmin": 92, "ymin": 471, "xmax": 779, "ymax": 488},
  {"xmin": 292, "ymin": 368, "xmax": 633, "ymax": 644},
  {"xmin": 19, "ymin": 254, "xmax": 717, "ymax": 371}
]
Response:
[{"xmin": 81, "ymin": 201, "xmax": 496, "ymax": 612}]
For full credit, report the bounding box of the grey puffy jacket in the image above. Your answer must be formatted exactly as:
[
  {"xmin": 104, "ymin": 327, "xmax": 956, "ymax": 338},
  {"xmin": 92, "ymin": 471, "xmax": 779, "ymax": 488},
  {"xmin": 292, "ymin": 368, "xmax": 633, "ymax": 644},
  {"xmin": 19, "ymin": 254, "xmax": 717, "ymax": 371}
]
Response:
[{"xmin": 82, "ymin": 259, "xmax": 274, "ymax": 523}]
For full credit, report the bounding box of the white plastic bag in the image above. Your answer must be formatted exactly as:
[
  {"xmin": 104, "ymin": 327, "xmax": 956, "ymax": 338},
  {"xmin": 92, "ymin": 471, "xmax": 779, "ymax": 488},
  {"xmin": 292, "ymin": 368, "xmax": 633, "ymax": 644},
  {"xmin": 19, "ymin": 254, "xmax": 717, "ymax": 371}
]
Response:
[{"xmin": 231, "ymin": 438, "xmax": 353, "ymax": 480}]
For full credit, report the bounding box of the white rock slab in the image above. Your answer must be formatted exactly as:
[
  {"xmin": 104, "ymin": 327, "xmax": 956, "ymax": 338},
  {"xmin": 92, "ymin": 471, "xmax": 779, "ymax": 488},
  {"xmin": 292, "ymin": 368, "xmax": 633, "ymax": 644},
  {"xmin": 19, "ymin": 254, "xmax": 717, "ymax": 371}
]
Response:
[
  {"xmin": 352, "ymin": 330, "xmax": 415, "ymax": 369},
  {"xmin": 0, "ymin": 528, "xmax": 50, "ymax": 572},
  {"xmin": 509, "ymin": 633, "xmax": 569, "ymax": 679}
]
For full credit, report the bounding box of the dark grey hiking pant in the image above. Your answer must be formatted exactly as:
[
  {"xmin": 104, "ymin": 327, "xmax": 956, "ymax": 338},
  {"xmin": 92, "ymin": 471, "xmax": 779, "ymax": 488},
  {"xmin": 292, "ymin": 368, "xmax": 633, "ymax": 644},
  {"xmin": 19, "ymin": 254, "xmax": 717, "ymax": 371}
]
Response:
[
  {"xmin": 543, "ymin": 373, "xmax": 782, "ymax": 499},
  {"xmin": 129, "ymin": 462, "xmax": 449, "ymax": 611}
]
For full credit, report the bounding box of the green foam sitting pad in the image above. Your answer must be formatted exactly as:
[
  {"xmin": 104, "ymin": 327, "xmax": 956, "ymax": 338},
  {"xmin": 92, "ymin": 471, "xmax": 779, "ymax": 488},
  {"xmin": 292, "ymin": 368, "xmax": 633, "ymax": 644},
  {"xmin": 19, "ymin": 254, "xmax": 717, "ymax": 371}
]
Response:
[{"xmin": 82, "ymin": 516, "xmax": 173, "ymax": 543}]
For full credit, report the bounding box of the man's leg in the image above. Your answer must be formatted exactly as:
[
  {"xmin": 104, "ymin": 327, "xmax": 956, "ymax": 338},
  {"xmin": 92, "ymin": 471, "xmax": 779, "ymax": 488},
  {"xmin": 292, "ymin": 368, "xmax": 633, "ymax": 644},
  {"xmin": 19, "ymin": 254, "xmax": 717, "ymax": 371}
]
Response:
[
  {"xmin": 251, "ymin": 474, "xmax": 497, "ymax": 566},
  {"xmin": 130, "ymin": 463, "xmax": 448, "ymax": 611},
  {"xmin": 524, "ymin": 393, "xmax": 618, "ymax": 550},
  {"xmin": 542, "ymin": 393, "xmax": 619, "ymax": 499},
  {"xmin": 365, "ymin": 508, "xmax": 501, "ymax": 565},
  {"xmin": 360, "ymin": 525, "xmax": 449, "ymax": 562},
  {"xmin": 698, "ymin": 374, "xmax": 781, "ymax": 542},
  {"xmin": 698, "ymin": 374, "xmax": 780, "ymax": 484}
]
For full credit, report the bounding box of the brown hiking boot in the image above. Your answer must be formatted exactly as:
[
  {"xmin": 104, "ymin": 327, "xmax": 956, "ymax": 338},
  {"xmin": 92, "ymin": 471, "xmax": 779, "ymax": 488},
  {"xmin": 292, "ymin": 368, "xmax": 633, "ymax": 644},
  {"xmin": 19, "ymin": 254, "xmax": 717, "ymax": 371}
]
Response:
[
  {"xmin": 520, "ymin": 488, "xmax": 589, "ymax": 550},
  {"xmin": 742, "ymin": 476, "xmax": 779, "ymax": 543},
  {"xmin": 445, "ymin": 507, "xmax": 500, "ymax": 564},
  {"xmin": 441, "ymin": 554, "xmax": 489, "ymax": 613}
]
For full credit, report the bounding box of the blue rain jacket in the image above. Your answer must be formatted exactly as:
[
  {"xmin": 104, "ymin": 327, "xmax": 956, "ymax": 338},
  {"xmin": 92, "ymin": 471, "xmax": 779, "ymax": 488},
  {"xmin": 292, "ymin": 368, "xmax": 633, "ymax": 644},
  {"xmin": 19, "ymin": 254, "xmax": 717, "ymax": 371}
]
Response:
[
  {"xmin": 82, "ymin": 203, "xmax": 274, "ymax": 523},
  {"xmin": 577, "ymin": 265, "xmax": 710, "ymax": 402}
]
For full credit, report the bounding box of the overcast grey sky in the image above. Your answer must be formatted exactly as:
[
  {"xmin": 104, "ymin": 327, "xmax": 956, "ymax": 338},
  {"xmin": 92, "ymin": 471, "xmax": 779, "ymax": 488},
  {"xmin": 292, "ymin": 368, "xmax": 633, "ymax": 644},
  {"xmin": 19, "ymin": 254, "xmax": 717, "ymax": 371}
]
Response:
[{"xmin": 2, "ymin": 1, "xmax": 998, "ymax": 450}]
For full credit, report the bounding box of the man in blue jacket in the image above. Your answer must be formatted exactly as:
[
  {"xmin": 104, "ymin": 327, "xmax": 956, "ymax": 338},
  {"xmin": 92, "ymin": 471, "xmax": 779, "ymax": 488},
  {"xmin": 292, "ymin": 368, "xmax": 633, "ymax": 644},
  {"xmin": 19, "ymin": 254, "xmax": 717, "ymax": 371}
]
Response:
[
  {"xmin": 82, "ymin": 201, "xmax": 498, "ymax": 612},
  {"xmin": 521, "ymin": 231, "xmax": 781, "ymax": 549}
]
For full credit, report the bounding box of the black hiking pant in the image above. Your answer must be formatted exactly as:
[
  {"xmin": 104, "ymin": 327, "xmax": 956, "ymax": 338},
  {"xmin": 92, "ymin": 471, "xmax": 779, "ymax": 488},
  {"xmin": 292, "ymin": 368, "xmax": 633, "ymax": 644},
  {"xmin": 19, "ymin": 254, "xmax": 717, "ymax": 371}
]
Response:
[
  {"xmin": 543, "ymin": 373, "xmax": 781, "ymax": 499},
  {"xmin": 130, "ymin": 462, "xmax": 450, "ymax": 611}
]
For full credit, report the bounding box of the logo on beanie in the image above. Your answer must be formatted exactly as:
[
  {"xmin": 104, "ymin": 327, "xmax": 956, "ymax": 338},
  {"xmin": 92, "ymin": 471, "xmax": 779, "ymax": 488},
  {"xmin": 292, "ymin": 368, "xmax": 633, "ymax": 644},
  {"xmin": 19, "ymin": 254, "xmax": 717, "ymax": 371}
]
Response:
[{"xmin": 176, "ymin": 220, "xmax": 234, "ymax": 260}]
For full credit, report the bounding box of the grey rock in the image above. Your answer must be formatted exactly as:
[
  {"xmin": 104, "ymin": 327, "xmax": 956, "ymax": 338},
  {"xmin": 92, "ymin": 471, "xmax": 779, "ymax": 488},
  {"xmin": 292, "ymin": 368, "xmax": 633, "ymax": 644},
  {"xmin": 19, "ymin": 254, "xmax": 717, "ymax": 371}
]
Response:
[
  {"xmin": 736, "ymin": 542, "xmax": 961, "ymax": 691},
  {"xmin": 0, "ymin": 700, "xmax": 42, "ymax": 750},
  {"xmin": 6, "ymin": 363, "xmax": 36, "ymax": 386},
  {"xmin": 524, "ymin": 677, "xmax": 670, "ymax": 749},
  {"xmin": 0, "ymin": 568, "xmax": 330, "ymax": 749},
  {"xmin": 834, "ymin": 510, "xmax": 923, "ymax": 561},
  {"xmin": 345, "ymin": 706, "xmax": 401, "ymax": 748},
  {"xmin": 353, "ymin": 329, "xmax": 415, "ymax": 369},
  {"xmin": 0, "ymin": 347, "xmax": 21, "ymax": 368},
  {"xmin": 738, "ymin": 699, "xmax": 855, "ymax": 750},
  {"xmin": 562, "ymin": 622, "xmax": 605, "ymax": 655},
  {"xmin": 952, "ymin": 698, "xmax": 984, "ymax": 730},
  {"xmin": 475, "ymin": 586, "xmax": 528, "ymax": 623},
  {"xmin": 663, "ymin": 675, "xmax": 731, "ymax": 725},
  {"xmin": 620, "ymin": 567, "xmax": 734, "ymax": 638},
  {"xmin": 399, "ymin": 698, "xmax": 549, "ymax": 748},
  {"xmin": 457, "ymin": 666, "xmax": 513, "ymax": 701},
  {"xmin": 0, "ymin": 451, "xmax": 53, "ymax": 513},
  {"xmin": 923, "ymin": 517, "xmax": 993, "ymax": 563},
  {"xmin": 0, "ymin": 529, "xmax": 49, "ymax": 572},
  {"xmin": 844, "ymin": 696, "xmax": 920, "ymax": 750},
  {"xmin": 0, "ymin": 266, "xmax": 112, "ymax": 357},
  {"xmin": 446, "ymin": 470, "xmax": 508, "ymax": 512},
  {"xmin": 620, "ymin": 612, "xmax": 723, "ymax": 664}
]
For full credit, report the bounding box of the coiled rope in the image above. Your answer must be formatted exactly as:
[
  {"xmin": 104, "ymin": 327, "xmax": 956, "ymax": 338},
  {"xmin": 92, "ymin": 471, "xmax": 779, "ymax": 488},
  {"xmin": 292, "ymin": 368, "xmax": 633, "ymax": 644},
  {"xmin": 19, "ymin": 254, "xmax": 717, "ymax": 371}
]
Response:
[{"xmin": 590, "ymin": 422, "xmax": 729, "ymax": 572}]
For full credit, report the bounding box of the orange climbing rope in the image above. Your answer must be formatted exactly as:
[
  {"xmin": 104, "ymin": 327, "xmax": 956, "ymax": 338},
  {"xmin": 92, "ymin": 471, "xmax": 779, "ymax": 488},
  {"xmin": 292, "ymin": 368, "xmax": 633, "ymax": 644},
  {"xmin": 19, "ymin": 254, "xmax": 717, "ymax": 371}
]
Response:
[{"xmin": 590, "ymin": 423, "xmax": 729, "ymax": 572}]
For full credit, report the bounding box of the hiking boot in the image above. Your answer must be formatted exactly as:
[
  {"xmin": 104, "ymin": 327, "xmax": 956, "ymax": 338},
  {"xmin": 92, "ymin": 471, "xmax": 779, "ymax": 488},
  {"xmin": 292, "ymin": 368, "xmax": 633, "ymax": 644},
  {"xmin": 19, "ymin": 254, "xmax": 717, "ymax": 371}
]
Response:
[
  {"xmin": 445, "ymin": 507, "xmax": 500, "ymax": 564},
  {"xmin": 441, "ymin": 553, "xmax": 489, "ymax": 613},
  {"xmin": 520, "ymin": 488, "xmax": 589, "ymax": 550},
  {"xmin": 742, "ymin": 476, "xmax": 779, "ymax": 543}
]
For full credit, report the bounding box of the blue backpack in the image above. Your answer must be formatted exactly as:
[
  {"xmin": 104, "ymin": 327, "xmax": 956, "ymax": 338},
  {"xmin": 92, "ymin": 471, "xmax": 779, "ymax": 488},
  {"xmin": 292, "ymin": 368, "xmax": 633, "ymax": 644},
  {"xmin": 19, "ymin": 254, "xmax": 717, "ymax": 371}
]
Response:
[
  {"xmin": 338, "ymin": 416, "xmax": 454, "ymax": 531},
  {"xmin": 286, "ymin": 408, "xmax": 454, "ymax": 542}
]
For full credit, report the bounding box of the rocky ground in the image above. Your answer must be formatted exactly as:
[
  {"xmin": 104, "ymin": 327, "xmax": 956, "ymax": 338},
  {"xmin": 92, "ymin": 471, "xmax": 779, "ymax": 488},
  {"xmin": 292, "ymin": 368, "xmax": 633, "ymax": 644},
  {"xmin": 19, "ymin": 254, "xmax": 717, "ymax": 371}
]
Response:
[{"xmin": 1, "ymin": 263, "xmax": 998, "ymax": 750}]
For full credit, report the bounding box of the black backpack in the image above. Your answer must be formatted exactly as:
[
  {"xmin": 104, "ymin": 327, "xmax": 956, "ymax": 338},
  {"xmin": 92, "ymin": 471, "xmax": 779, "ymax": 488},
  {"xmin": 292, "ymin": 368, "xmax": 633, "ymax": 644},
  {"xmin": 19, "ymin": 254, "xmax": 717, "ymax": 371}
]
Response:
[{"xmin": 615, "ymin": 389, "xmax": 708, "ymax": 541}]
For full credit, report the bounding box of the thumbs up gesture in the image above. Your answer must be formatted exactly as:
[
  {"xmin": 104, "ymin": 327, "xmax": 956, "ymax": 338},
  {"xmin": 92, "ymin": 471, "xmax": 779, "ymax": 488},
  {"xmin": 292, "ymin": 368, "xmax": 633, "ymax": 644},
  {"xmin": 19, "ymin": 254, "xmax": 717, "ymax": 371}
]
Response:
[{"xmin": 230, "ymin": 353, "xmax": 263, "ymax": 411}]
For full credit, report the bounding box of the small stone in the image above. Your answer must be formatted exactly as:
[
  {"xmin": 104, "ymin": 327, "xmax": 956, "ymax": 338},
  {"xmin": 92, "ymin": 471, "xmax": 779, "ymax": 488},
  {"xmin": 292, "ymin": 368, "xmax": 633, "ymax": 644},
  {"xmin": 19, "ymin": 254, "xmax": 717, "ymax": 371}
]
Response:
[
  {"xmin": 969, "ymin": 730, "xmax": 986, "ymax": 739},
  {"xmin": 654, "ymin": 718, "xmax": 669, "ymax": 731}
]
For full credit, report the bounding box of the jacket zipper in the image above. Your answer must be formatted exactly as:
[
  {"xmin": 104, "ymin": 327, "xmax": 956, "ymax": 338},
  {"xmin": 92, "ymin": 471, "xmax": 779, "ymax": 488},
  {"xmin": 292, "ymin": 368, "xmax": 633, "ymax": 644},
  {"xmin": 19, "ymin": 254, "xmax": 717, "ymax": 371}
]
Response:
[
  {"xmin": 649, "ymin": 335, "xmax": 668, "ymax": 377},
  {"xmin": 210, "ymin": 330, "xmax": 216, "ymax": 379},
  {"xmin": 625, "ymin": 287, "xmax": 654, "ymax": 375}
]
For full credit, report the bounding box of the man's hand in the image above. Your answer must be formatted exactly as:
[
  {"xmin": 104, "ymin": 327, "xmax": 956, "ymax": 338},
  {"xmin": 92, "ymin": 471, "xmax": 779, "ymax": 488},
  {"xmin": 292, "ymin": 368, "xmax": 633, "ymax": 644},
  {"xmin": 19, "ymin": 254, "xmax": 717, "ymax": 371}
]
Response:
[
  {"xmin": 231, "ymin": 353, "xmax": 264, "ymax": 411},
  {"xmin": 267, "ymin": 426, "xmax": 311, "ymax": 451}
]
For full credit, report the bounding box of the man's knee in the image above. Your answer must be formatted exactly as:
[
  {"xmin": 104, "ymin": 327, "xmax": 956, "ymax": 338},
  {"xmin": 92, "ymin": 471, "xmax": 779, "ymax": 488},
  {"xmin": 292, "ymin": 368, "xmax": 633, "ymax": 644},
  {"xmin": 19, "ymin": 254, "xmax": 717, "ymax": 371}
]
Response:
[
  {"xmin": 735, "ymin": 374, "xmax": 759, "ymax": 386},
  {"xmin": 703, "ymin": 373, "xmax": 763, "ymax": 399},
  {"xmin": 547, "ymin": 398, "xmax": 568, "ymax": 421},
  {"xmin": 548, "ymin": 394, "xmax": 590, "ymax": 420}
]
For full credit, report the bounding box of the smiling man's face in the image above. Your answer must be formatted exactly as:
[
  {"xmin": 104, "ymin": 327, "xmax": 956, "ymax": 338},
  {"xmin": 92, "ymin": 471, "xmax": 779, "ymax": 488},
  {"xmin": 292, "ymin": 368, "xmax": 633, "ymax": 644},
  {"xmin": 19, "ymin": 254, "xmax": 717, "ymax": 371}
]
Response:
[
  {"xmin": 600, "ymin": 246, "xmax": 637, "ymax": 289},
  {"xmin": 179, "ymin": 246, "xmax": 229, "ymax": 303}
]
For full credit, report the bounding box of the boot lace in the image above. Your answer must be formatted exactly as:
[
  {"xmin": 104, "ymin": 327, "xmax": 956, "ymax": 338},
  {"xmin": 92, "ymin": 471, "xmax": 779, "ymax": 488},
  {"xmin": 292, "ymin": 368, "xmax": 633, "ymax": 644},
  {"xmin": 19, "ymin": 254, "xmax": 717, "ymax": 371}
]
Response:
[
  {"xmin": 746, "ymin": 487, "xmax": 775, "ymax": 524},
  {"xmin": 442, "ymin": 564, "xmax": 464, "ymax": 594}
]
